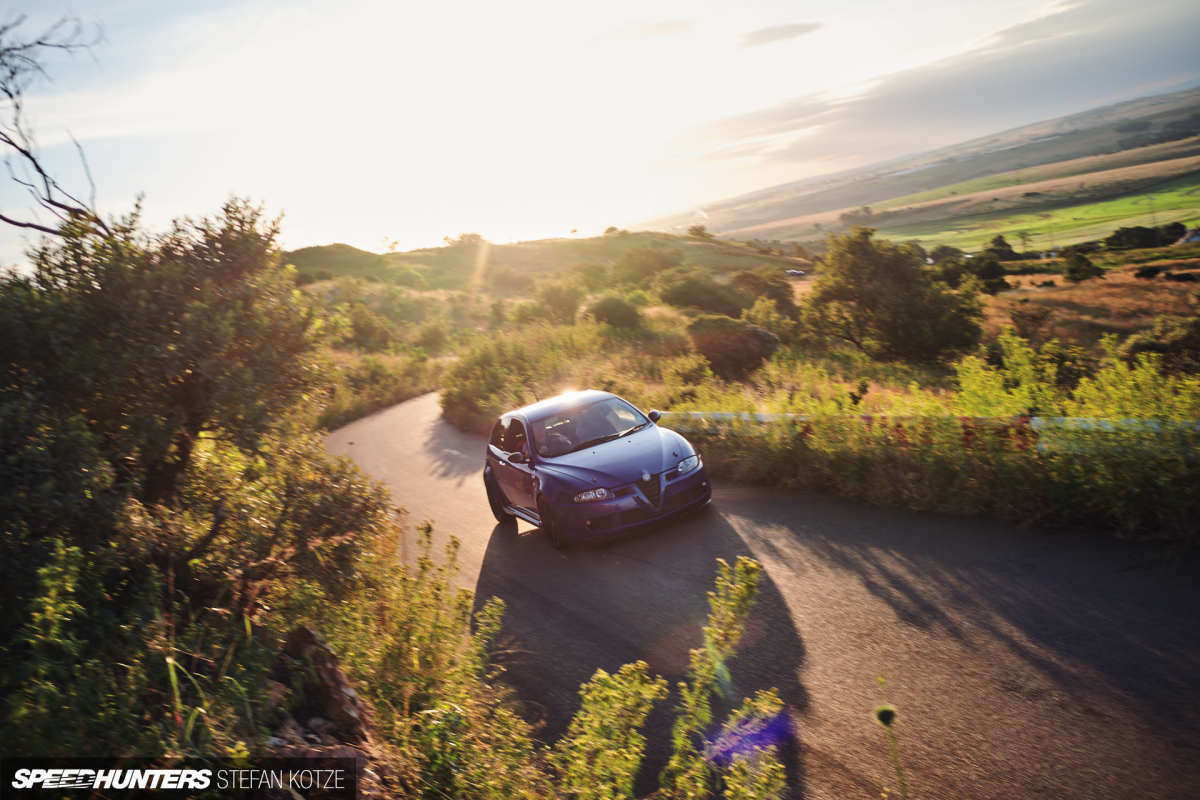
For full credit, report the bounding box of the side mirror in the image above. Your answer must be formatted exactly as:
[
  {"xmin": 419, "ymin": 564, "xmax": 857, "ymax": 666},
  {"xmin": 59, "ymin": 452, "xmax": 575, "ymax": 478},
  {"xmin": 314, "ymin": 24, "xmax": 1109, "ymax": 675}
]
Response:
[
  {"xmin": 508, "ymin": 451, "xmax": 526, "ymax": 464},
  {"xmin": 648, "ymin": 409, "xmax": 661, "ymax": 423}
]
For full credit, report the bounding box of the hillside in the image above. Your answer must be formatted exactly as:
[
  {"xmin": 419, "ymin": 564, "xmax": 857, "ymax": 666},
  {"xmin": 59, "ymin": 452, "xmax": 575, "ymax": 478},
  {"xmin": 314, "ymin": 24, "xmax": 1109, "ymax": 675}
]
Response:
[
  {"xmin": 643, "ymin": 86, "xmax": 1200, "ymax": 246},
  {"xmin": 284, "ymin": 231, "xmax": 802, "ymax": 290}
]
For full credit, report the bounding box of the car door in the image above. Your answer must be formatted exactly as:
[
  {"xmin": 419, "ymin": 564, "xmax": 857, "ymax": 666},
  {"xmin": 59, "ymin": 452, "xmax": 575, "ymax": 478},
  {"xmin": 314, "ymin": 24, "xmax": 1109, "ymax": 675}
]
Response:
[{"xmin": 493, "ymin": 417, "xmax": 536, "ymax": 512}]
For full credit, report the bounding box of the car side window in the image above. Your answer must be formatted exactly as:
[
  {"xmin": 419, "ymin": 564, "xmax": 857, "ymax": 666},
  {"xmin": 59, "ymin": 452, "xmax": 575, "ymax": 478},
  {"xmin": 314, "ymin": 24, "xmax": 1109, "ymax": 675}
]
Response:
[
  {"xmin": 489, "ymin": 419, "xmax": 506, "ymax": 449},
  {"xmin": 507, "ymin": 419, "xmax": 528, "ymax": 454}
]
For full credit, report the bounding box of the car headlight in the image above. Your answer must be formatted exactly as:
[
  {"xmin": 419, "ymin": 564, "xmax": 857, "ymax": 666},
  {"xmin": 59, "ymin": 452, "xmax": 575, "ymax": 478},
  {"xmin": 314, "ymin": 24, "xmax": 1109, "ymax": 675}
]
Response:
[
  {"xmin": 677, "ymin": 454, "xmax": 701, "ymax": 474},
  {"xmin": 573, "ymin": 487, "xmax": 613, "ymax": 503}
]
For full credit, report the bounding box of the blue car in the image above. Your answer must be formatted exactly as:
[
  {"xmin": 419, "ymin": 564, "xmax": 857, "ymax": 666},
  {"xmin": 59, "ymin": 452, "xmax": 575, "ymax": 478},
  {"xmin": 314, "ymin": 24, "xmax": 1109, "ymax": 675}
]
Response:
[{"xmin": 483, "ymin": 390, "xmax": 711, "ymax": 547}]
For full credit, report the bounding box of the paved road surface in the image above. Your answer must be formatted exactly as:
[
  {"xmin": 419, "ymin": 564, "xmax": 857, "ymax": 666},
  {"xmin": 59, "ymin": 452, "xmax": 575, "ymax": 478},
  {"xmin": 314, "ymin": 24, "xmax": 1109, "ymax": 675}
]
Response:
[{"xmin": 326, "ymin": 393, "xmax": 1200, "ymax": 799}]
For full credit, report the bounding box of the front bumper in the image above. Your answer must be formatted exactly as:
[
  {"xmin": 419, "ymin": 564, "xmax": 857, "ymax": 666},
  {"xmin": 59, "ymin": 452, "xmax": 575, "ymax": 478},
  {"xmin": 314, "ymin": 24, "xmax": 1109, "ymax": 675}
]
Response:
[{"xmin": 556, "ymin": 466, "xmax": 712, "ymax": 540}]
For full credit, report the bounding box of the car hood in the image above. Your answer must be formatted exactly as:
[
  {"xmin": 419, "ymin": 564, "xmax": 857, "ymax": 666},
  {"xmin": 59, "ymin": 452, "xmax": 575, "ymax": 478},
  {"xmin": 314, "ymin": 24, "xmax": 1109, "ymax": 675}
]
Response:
[{"xmin": 537, "ymin": 425, "xmax": 695, "ymax": 486}]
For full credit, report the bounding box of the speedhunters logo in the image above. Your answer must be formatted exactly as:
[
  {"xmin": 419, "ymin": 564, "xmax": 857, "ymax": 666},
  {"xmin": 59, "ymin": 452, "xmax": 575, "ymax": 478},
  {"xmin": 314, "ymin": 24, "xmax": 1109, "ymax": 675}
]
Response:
[
  {"xmin": 1, "ymin": 758, "xmax": 358, "ymax": 797},
  {"xmin": 11, "ymin": 768, "xmax": 210, "ymax": 790}
]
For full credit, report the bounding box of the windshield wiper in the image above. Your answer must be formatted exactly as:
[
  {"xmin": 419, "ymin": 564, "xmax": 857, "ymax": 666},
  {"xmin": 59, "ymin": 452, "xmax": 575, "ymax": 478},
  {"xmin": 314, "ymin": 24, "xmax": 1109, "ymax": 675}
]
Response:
[
  {"xmin": 617, "ymin": 422, "xmax": 649, "ymax": 438},
  {"xmin": 568, "ymin": 432, "xmax": 623, "ymax": 453}
]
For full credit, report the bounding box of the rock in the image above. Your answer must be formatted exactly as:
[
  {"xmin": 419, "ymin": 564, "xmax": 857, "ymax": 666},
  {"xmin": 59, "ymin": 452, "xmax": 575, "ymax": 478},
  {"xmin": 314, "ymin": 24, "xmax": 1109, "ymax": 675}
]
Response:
[
  {"xmin": 274, "ymin": 626, "xmax": 373, "ymax": 744},
  {"xmin": 270, "ymin": 627, "xmax": 385, "ymax": 798},
  {"xmin": 307, "ymin": 716, "xmax": 334, "ymax": 735},
  {"xmin": 274, "ymin": 716, "xmax": 306, "ymax": 745}
]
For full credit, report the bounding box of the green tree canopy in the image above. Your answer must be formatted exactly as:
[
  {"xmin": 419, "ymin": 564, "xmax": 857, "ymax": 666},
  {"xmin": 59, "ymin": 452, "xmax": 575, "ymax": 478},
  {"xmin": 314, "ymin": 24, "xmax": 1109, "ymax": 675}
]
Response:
[
  {"xmin": 2, "ymin": 201, "xmax": 321, "ymax": 506},
  {"xmin": 803, "ymin": 227, "xmax": 981, "ymax": 362}
]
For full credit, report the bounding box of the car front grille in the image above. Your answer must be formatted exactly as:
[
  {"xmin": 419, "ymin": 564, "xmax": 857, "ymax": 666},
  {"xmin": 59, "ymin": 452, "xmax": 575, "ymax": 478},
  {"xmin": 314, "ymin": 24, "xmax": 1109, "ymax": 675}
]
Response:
[{"xmin": 638, "ymin": 473, "xmax": 662, "ymax": 506}]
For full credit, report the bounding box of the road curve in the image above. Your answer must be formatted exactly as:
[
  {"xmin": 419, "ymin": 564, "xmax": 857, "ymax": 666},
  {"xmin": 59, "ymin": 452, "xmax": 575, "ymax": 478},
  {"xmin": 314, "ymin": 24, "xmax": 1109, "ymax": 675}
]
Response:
[{"xmin": 326, "ymin": 392, "xmax": 1200, "ymax": 799}]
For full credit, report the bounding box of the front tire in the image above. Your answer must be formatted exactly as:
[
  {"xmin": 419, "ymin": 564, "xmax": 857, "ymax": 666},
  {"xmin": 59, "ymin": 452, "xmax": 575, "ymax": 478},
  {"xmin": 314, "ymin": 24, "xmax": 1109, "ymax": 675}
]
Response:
[
  {"xmin": 538, "ymin": 495, "xmax": 565, "ymax": 549},
  {"xmin": 485, "ymin": 471, "xmax": 514, "ymax": 523}
]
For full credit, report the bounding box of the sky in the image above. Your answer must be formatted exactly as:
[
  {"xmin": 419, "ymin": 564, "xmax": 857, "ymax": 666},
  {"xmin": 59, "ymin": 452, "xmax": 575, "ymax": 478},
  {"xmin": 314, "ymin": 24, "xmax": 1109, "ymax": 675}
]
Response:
[{"xmin": 0, "ymin": 0, "xmax": 1198, "ymax": 263}]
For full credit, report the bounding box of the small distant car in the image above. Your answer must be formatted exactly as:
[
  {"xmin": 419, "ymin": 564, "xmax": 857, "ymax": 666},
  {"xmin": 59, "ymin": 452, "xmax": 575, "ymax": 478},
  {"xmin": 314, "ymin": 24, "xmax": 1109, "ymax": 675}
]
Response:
[
  {"xmin": 786, "ymin": 268, "xmax": 806, "ymax": 277},
  {"xmin": 482, "ymin": 390, "xmax": 711, "ymax": 547}
]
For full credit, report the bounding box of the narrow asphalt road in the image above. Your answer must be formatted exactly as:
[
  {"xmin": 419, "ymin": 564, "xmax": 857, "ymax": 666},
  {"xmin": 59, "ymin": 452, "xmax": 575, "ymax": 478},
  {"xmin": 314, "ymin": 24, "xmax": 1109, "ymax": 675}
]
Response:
[{"xmin": 326, "ymin": 392, "xmax": 1200, "ymax": 799}]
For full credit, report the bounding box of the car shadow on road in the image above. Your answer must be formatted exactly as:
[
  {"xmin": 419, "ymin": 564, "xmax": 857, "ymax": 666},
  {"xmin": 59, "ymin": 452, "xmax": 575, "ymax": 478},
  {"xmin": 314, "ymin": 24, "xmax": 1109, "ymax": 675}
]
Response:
[
  {"xmin": 721, "ymin": 487, "xmax": 1200, "ymax": 744},
  {"xmin": 421, "ymin": 409, "xmax": 484, "ymax": 484},
  {"xmin": 473, "ymin": 506, "xmax": 813, "ymax": 797}
]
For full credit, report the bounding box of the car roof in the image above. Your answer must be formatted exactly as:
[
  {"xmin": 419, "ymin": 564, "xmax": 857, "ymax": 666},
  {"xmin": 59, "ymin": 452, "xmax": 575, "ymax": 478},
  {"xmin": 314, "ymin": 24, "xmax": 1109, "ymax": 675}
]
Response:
[{"xmin": 508, "ymin": 390, "xmax": 618, "ymax": 422}]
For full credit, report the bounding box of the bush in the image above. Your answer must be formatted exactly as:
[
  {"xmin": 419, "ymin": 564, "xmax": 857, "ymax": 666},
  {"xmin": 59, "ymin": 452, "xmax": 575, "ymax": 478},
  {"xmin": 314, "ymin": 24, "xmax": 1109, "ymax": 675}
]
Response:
[
  {"xmin": 730, "ymin": 269, "xmax": 799, "ymax": 317},
  {"xmin": 741, "ymin": 296, "xmax": 795, "ymax": 342},
  {"xmin": 1120, "ymin": 315, "xmax": 1200, "ymax": 375},
  {"xmin": 415, "ymin": 320, "xmax": 450, "ymax": 352},
  {"xmin": 571, "ymin": 262, "xmax": 610, "ymax": 291},
  {"xmin": 534, "ymin": 280, "xmax": 585, "ymax": 324},
  {"xmin": 687, "ymin": 315, "xmax": 779, "ymax": 379},
  {"xmin": 589, "ymin": 295, "xmax": 641, "ymax": 328},
  {"xmin": 1105, "ymin": 226, "xmax": 1163, "ymax": 250},
  {"xmin": 295, "ymin": 269, "xmax": 332, "ymax": 286},
  {"xmin": 0, "ymin": 201, "xmax": 390, "ymax": 756},
  {"xmin": 804, "ymin": 228, "xmax": 982, "ymax": 362},
  {"xmin": 1064, "ymin": 252, "xmax": 1103, "ymax": 282},
  {"xmin": 967, "ymin": 253, "xmax": 1011, "ymax": 294},
  {"xmin": 387, "ymin": 265, "xmax": 427, "ymax": 288},
  {"xmin": 318, "ymin": 354, "xmax": 438, "ymax": 429},
  {"xmin": 658, "ymin": 271, "xmax": 747, "ymax": 317},
  {"xmin": 613, "ymin": 245, "xmax": 681, "ymax": 285},
  {"xmin": 347, "ymin": 302, "xmax": 395, "ymax": 351}
]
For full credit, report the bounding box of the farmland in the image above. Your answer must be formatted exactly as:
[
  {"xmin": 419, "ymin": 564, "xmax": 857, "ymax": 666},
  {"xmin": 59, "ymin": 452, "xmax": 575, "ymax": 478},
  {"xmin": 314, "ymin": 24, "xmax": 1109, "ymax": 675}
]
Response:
[{"xmin": 876, "ymin": 171, "xmax": 1200, "ymax": 251}]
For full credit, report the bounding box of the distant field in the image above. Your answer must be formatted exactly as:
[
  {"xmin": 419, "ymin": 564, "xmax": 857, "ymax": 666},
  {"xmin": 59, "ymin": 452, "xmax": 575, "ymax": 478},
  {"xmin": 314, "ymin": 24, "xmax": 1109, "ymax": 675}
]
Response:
[
  {"xmin": 876, "ymin": 172, "xmax": 1200, "ymax": 251},
  {"xmin": 983, "ymin": 260, "xmax": 1200, "ymax": 345},
  {"xmin": 873, "ymin": 136, "xmax": 1200, "ymax": 211}
]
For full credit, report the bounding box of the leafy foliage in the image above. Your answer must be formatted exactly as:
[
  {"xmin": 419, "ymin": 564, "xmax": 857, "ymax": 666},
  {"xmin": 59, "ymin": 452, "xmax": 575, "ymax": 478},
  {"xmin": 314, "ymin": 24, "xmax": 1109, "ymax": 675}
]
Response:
[
  {"xmin": 803, "ymin": 227, "xmax": 982, "ymax": 362},
  {"xmin": 535, "ymin": 280, "xmax": 586, "ymax": 324},
  {"xmin": 1120, "ymin": 312, "xmax": 1200, "ymax": 374},
  {"xmin": 589, "ymin": 294, "xmax": 642, "ymax": 328},
  {"xmin": 555, "ymin": 662, "xmax": 667, "ymax": 799},
  {"xmin": 613, "ymin": 245, "xmax": 682, "ymax": 285},
  {"xmin": 1063, "ymin": 252, "xmax": 1103, "ymax": 282}
]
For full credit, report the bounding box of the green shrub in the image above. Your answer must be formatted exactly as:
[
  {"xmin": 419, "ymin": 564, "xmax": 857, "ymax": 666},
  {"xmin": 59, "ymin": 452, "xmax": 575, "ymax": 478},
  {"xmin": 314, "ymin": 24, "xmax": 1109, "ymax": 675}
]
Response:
[
  {"xmin": 535, "ymin": 281, "xmax": 586, "ymax": 324},
  {"xmin": 803, "ymin": 228, "xmax": 982, "ymax": 362},
  {"xmin": 318, "ymin": 354, "xmax": 439, "ymax": 429},
  {"xmin": 388, "ymin": 265, "xmax": 427, "ymax": 288},
  {"xmin": 685, "ymin": 413, "xmax": 1199, "ymax": 538},
  {"xmin": 1120, "ymin": 314, "xmax": 1200, "ymax": 374},
  {"xmin": 658, "ymin": 271, "xmax": 747, "ymax": 316},
  {"xmin": 613, "ymin": 245, "xmax": 682, "ymax": 285},
  {"xmin": 416, "ymin": 319, "xmax": 450, "ymax": 352},
  {"xmin": 347, "ymin": 301, "xmax": 395, "ymax": 351},
  {"xmin": 967, "ymin": 253, "xmax": 1011, "ymax": 294},
  {"xmin": 589, "ymin": 295, "xmax": 641, "ymax": 328},
  {"xmin": 730, "ymin": 269, "xmax": 798, "ymax": 317},
  {"xmin": 1063, "ymin": 252, "xmax": 1103, "ymax": 282},
  {"xmin": 741, "ymin": 297, "xmax": 795, "ymax": 342}
]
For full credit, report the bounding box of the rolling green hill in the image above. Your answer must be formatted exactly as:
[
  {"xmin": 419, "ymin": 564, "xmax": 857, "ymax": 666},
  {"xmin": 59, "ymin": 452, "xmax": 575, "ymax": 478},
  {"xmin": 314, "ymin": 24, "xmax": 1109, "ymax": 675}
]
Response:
[{"xmin": 284, "ymin": 231, "xmax": 802, "ymax": 290}]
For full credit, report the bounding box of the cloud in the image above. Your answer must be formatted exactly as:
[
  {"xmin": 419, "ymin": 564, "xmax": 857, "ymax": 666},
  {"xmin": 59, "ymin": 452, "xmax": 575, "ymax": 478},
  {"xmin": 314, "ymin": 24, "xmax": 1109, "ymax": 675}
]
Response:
[
  {"xmin": 740, "ymin": 22, "xmax": 821, "ymax": 48},
  {"xmin": 693, "ymin": 0, "xmax": 1200, "ymax": 172},
  {"xmin": 621, "ymin": 19, "xmax": 695, "ymax": 38}
]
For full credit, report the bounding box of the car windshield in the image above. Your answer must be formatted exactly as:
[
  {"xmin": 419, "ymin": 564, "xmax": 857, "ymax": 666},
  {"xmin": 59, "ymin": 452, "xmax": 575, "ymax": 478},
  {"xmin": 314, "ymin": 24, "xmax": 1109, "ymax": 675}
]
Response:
[{"xmin": 530, "ymin": 397, "xmax": 649, "ymax": 458}]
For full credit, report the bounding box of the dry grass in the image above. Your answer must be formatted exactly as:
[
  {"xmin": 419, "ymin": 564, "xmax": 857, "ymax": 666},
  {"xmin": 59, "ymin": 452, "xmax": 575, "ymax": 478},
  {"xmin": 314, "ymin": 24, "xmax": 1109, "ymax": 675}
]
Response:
[
  {"xmin": 789, "ymin": 275, "xmax": 816, "ymax": 301},
  {"xmin": 986, "ymin": 264, "xmax": 1199, "ymax": 345}
]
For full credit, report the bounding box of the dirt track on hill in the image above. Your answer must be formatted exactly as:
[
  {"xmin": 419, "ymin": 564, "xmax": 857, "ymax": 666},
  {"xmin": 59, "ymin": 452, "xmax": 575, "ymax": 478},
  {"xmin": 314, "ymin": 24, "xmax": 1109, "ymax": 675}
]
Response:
[{"xmin": 327, "ymin": 392, "xmax": 1200, "ymax": 799}]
